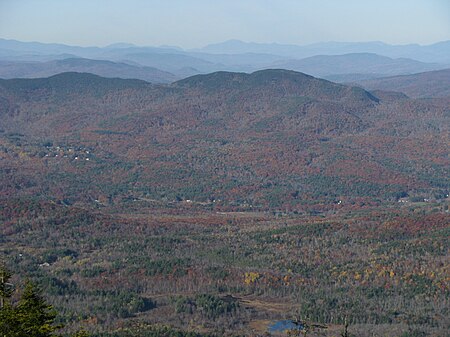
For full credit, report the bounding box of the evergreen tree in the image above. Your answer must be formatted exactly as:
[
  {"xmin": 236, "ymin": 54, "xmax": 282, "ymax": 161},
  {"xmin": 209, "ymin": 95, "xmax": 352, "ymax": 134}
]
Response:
[
  {"xmin": 0, "ymin": 301, "xmax": 19, "ymax": 337},
  {"xmin": 15, "ymin": 281, "xmax": 59, "ymax": 337},
  {"xmin": 0, "ymin": 264, "xmax": 18, "ymax": 337},
  {"xmin": 0, "ymin": 266, "xmax": 89, "ymax": 337}
]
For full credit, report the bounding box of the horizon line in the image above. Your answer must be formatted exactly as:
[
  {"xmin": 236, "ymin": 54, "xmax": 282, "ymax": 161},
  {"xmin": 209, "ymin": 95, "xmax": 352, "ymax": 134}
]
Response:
[{"xmin": 1, "ymin": 37, "xmax": 449, "ymax": 50}]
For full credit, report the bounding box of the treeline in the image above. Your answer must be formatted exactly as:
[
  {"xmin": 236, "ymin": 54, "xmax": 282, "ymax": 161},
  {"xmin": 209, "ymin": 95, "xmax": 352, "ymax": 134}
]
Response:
[{"xmin": 91, "ymin": 324, "xmax": 216, "ymax": 337}]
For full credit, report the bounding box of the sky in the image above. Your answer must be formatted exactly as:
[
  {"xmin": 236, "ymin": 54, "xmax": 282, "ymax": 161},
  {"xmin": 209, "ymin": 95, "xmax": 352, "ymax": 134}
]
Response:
[{"xmin": 0, "ymin": 0, "xmax": 449, "ymax": 48}]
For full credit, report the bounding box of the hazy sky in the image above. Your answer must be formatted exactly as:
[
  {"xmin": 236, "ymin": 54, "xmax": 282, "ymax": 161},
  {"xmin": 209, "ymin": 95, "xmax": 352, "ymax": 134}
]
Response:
[{"xmin": 1, "ymin": 0, "xmax": 449, "ymax": 48}]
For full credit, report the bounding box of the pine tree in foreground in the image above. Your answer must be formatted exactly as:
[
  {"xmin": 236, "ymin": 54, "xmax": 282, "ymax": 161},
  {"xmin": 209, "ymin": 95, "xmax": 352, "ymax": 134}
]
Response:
[{"xmin": 0, "ymin": 264, "xmax": 89, "ymax": 337}]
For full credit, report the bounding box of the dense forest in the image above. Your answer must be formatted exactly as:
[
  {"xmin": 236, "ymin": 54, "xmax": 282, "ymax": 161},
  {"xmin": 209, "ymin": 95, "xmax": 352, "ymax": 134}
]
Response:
[
  {"xmin": 0, "ymin": 71, "xmax": 448, "ymax": 209},
  {"xmin": 0, "ymin": 70, "xmax": 449, "ymax": 336},
  {"xmin": 1, "ymin": 197, "xmax": 448, "ymax": 336}
]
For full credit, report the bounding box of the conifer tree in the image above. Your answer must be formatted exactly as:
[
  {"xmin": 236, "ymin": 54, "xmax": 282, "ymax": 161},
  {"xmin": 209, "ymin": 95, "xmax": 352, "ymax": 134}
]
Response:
[
  {"xmin": 0, "ymin": 266, "xmax": 89, "ymax": 337},
  {"xmin": 0, "ymin": 264, "xmax": 17, "ymax": 337},
  {"xmin": 15, "ymin": 281, "xmax": 59, "ymax": 337}
]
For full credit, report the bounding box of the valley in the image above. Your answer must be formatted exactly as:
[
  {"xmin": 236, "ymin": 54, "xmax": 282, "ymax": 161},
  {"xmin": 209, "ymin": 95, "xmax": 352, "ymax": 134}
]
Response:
[{"xmin": 0, "ymin": 69, "xmax": 449, "ymax": 336}]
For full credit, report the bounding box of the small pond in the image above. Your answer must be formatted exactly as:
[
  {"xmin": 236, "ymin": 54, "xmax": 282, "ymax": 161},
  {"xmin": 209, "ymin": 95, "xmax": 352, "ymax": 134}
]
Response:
[{"xmin": 268, "ymin": 320, "xmax": 303, "ymax": 333}]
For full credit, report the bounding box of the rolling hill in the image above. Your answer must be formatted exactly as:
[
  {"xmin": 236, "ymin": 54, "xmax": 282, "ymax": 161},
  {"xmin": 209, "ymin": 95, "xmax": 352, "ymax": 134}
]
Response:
[{"xmin": 0, "ymin": 70, "xmax": 448, "ymax": 210}]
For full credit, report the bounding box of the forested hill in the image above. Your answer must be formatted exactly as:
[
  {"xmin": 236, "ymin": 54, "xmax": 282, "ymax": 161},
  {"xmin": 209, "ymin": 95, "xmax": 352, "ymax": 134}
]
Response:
[
  {"xmin": 0, "ymin": 71, "xmax": 151, "ymax": 97},
  {"xmin": 174, "ymin": 69, "xmax": 378, "ymax": 101},
  {"xmin": 0, "ymin": 70, "xmax": 448, "ymax": 209}
]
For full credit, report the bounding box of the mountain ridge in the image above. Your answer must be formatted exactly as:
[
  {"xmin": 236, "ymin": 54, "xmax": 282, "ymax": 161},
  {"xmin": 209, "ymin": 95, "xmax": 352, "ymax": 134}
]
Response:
[
  {"xmin": 1, "ymin": 38, "xmax": 449, "ymax": 79},
  {"xmin": 197, "ymin": 39, "xmax": 450, "ymax": 63},
  {"xmin": 0, "ymin": 58, "xmax": 178, "ymax": 83},
  {"xmin": 273, "ymin": 53, "xmax": 442, "ymax": 77},
  {"xmin": 355, "ymin": 68, "xmax": 450, "ymax": 98}
]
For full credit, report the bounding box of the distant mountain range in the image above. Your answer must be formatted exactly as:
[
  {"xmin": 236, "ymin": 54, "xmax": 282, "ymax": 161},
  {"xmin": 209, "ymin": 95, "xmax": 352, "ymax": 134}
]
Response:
[
  {"xmin": 1, "ymin": 70, "xmax": 448, "ymax": 208},
  {"xmin": 1, "ymin": 38, "xmax": 449, "ymax": 81},
  {"xmin": 354, "ymin": 68, "xmax": 450, "ymax": 98},
  {"xmin": 272, "ymin": 53, "xmax": 442, "ymax": 79},
  {"xmin": 196, "ymin": 39, "xmax": 450, "ymax": 64},
  {"xmin": 0, "ymin": 58, "xmax": 177, "ymax": 83}
]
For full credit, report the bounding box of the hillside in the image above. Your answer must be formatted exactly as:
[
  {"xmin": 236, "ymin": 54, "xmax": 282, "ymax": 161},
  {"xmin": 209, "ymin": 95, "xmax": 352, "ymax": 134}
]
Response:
[
  {"xmin": 0, "ymin": 70, "xmax": 448, "ymax": 210},
  {"xmin": 0, "ymin": 70, "xmax": 448, "ymax": 208},
  {"xmin": 355, "ymin": 68, "xmax": 450, "ymax": 98}
]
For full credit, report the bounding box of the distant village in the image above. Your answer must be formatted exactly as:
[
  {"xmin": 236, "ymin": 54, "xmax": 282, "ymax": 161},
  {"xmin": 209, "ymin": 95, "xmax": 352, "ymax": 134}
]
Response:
[{"xmin": 42, "ymin": 143, "xmax": 93, "ymax": 162}]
